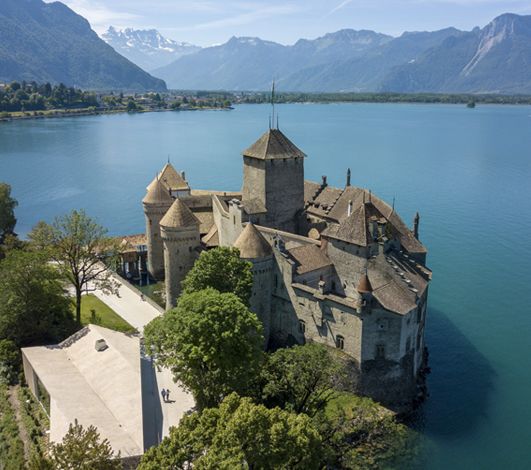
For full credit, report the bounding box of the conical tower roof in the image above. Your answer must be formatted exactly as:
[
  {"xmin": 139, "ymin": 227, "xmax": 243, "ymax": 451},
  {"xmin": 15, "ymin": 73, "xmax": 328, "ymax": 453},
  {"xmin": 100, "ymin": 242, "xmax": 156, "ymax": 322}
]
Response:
[
  {"xmin": 159, "ymin": 163, "xmax": 189, "ymax": 191},
  {"xmin": 160, "ymin": 199, "xmax": 200, "ymax": 229},
  {"xmin": 143, "ymin": 177, "xmax": 173, "ymax": 205},
  {"xmin": 357, "ymin": 273, "xmax": 373, "ymax": 294},
  {"xmin": 234, "ymin": 223, "xmax": 272, "ymax": 259},
  {"xmin": 242, "ymin": 129, "xmax": 306, "ymax": 160}
]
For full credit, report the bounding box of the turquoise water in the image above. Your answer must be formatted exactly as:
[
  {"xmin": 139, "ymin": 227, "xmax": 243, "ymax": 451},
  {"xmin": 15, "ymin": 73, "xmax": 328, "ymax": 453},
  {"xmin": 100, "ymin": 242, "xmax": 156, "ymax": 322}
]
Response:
[{"xmin": 1, "ymin": 104, "xmax": 531, "ymax": 469}]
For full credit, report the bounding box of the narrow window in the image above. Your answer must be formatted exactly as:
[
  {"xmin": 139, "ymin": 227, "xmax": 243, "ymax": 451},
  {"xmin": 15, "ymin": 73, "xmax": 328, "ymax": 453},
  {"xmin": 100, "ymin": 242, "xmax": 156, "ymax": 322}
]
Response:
[
  {"xmin": 336, "ymin": 335, "xmax": 344, "ymax": 350},
  {"xmin": 376, "ymin": 344, "xmax": 385, "ymax": 359},
  {"xmin": 299, "ymin": 319, "xmax": 306, "ymax": 334}
]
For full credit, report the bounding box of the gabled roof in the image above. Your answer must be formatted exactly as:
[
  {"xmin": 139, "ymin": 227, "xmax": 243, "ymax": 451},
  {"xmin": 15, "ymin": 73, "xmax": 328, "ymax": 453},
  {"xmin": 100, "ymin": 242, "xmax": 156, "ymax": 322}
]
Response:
[
  {"xmin": 234, "ymin": 223, "xmax": 272, "ymax": 259},
  {"xmin": 159, "ymin": 163, "xmax": 189, "ymax": 191},
  {"xmin": 322, "ymin": 203, "xmax": 371, "ymax": 246},
  {"xmin": 160, "ymin": 199, "xmax": 200, "ymax": 229},
  {"xmin": 143, "ymin": 177, "xmax": 173, "ymax": 205},
  {"xmin": 288, "ymin": 244, "xmax": 332, "ymax": 275},
  {"xmin": 242, "ymin": 129, "xmax": 306, "ymax": 160}
]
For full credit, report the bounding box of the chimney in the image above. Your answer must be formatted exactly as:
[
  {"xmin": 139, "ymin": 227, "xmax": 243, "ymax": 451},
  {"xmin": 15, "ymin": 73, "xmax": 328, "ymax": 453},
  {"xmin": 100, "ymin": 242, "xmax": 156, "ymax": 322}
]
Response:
[
  {"xmin": 321, "ymin": 175, "xmax": 327, "ymax": 187},
  {"xmin": 347, "ymin": 200, "xmax": 353, "ymax": 217},
  {"xmin": 414, "ymin": 212, "xmax": 420, "ymax": 240},
  {"xmin": 318, "ymin": 279, "xmax": 326, "ymax": 295},
  {"xmin": 181, "ymin": 171, "xmax": 186, "ymax": 181},
  {"xmin": 346, "ymin": 168, "xmax": 351, "ymax": 187}
]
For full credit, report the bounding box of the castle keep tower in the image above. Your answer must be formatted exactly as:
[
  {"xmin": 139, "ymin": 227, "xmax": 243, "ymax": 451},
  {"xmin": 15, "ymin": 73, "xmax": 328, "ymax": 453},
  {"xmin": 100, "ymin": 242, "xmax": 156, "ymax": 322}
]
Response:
[
  {"xmin": 143, "ymin": 177, "xmax": 173, "ymax": 279},
  {"xmin": 242, "ymin": 129, "xmax": 306, "ymax": 233},
  {"xmin": 160, "ymin": 199, "xmax": 201, "ymax": 310}
]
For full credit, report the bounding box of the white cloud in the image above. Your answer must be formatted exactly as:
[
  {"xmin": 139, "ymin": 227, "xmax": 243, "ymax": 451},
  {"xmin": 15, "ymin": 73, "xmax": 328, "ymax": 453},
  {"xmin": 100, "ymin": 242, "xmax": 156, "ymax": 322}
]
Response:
[
  {"xmin": 170, "ymin": 4, "xmax": 300, "ymax": 32},
  {"xmin": 46, "ymin": 0, "xmax": 139, "ymax": 33},
  {"xmin": 328, "ymin": 0, "xmax": 354, "ymax": 16}
]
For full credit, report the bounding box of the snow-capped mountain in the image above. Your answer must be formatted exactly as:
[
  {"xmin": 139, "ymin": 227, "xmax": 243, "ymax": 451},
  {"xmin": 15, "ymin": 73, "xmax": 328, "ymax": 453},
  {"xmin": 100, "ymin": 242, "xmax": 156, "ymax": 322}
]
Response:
[{"xmin": 102, "ymin": 27, "xmax": 201, "ymax": 72}]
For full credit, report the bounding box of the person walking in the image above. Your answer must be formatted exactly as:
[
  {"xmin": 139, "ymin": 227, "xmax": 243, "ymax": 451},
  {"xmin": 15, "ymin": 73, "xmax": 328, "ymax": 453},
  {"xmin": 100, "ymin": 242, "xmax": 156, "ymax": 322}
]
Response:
[
  {"xmin": 161, "ymin": 388, "xmax": 167, "ymax": 403},
  {"xmin": 165, "ymin": 389, "xmax": 171, "ymax": 403}
]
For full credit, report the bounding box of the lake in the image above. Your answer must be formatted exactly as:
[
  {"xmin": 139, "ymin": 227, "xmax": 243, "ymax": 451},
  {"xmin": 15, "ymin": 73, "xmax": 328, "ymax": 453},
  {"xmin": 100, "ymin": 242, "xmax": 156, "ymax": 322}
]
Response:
[{"xmin": 1, "ymin": 103, "xmax": 531, "ymax": 469}]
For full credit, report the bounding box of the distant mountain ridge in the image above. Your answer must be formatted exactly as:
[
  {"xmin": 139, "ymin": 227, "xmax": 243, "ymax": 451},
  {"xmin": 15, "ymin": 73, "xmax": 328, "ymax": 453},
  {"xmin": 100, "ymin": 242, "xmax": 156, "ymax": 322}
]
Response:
[
  {"xmin": 155, "ymin": 14, "xmax": 531, "ymax": 94},
  {"xmin": 102, "ymin": 27, "xmax": 201, "ymax": 72},
  {"xmin": 0, "ymin": 0, "xmax": 166, "ymax": 91}
]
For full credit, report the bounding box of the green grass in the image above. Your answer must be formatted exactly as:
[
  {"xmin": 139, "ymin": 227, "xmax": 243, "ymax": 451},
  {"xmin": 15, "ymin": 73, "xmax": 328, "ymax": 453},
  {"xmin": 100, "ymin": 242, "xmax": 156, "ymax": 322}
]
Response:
[
  {"xmin": 76, "ymin": 295, "xmax": 137, "ymax": 334},
  {"xmin": 138, "ymin": 282, "xmax": 165, "ymax": 308},
  {"xmin": 0, "ymin": 385, "xmax": 25, "ymax": 470}
]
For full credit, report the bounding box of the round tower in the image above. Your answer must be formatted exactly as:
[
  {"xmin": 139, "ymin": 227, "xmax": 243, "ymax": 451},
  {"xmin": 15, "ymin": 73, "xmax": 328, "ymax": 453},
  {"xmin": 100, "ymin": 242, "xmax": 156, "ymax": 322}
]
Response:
[
  {"xmin": 143, "ymin": 177, "xmax": 173, "ymax": 280},
  {"xmin": 160, "ymin": 199, "xmax": 201, "ymax": 310},
  {"xmin": 234, "ymin": 223, "xmax": 273, "ymax": 346}
]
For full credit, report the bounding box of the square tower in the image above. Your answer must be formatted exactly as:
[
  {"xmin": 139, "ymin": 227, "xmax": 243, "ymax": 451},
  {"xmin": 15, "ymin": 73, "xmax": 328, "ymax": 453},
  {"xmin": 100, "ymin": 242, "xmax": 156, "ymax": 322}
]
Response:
[{"xmin": 242, "ymin": 129, "xmax": 306, "ymax": 234}]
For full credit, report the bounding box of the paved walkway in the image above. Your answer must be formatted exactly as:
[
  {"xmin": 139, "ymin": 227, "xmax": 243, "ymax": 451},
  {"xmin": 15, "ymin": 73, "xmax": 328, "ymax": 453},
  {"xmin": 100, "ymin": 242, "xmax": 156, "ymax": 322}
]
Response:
[
  {"xmin": 89, "ymin": 275, "xmax": 160, "ymax": 333},
  {"xmin": 88, "ymin": 272, "xmax": 195, "ymax": 442}
]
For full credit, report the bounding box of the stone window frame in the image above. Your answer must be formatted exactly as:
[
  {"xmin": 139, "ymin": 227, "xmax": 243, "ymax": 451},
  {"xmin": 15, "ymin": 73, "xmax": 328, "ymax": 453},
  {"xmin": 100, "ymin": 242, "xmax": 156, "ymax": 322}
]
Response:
[
  {"xmin": 336, "ymin": 334, "xmax": 345, "ymax": 350},
  {"xmin": 299, "ymin": 319, "xmax": 306, "ymax": 334}
]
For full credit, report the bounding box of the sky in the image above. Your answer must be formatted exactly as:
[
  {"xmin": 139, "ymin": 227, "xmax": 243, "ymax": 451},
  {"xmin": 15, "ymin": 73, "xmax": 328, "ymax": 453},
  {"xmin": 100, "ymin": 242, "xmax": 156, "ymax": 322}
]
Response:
[{"xmin": 46, "ymin": 0, "xmax": 531, "ymax": 46}]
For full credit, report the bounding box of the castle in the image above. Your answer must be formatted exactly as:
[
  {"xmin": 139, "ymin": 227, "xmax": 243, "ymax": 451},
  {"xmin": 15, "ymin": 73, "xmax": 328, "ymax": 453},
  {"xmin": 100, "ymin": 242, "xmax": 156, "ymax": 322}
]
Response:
[{"xmin": 141, "ymin": 126, "xmax": 431, "ymax": 408}]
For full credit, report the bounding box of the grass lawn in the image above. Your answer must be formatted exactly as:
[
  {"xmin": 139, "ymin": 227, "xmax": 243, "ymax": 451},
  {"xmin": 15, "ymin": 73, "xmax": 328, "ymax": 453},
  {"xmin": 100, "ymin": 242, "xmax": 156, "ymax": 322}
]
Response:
[
  {"xmin": 76, "ymin": 294, "xmax": 137, "ymax": 334},
  {"xmin": 138, "ymin": 281, "xmax": 165, "ymax": 308}
]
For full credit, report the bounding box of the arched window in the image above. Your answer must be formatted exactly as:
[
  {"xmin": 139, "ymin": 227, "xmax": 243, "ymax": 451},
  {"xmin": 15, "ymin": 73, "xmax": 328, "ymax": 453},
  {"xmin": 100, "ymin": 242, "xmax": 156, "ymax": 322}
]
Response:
[
  {"xmin": 336, "ymin": 335, "xmax": 344, "ymax": 350},
  {"xmin": 376, "ymin": 344, "xmax": 385, "ymax": 359},
  {"xmin": 299, "ymin": 319, "xmax": 306, "ymax": 334}
]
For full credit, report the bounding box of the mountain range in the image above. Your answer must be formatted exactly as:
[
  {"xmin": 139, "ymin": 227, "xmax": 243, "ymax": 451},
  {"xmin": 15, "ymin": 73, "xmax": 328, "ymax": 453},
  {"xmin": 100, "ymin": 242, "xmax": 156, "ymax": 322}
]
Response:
[
  {"xmin": 102, "ymin": 27, "xmax": 201, "ymax": 72},
  {"xmin": 0, "ymin": 0, "xmax": 166, "ymax": 91},
  {"xmin": 153, "ymin": 13, "xmax": 531, "ymax": 94}
]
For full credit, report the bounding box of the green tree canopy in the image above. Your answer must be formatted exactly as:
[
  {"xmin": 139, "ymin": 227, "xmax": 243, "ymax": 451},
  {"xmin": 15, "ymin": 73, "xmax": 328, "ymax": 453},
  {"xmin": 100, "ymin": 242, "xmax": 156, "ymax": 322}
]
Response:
[
  {"xmin": 0, "ymin": 339, "xmax": 20, "ymax": 385},
  {"xmin": 44, "ymin": 420, "xmax": 122, "ymax": 470},
  {"xmin": 0, "ymin": 250, "xmax": 75, "ymax": 346},
  {"xmin": 0, "ymin": 183, "xmax": 17, "ymax": 244},
  {"xmin": 28, "ymin": 210, "xmax": 119, "ymax": 324},
  {"xmin": 138, "ymin": 393, "xmax": 323, "ymax": 470},
  {"xmin": 144, "ymin": 288, "xmax": 264, "ymax": 409},
  {"xmin": 181, "ymin": 247, "xmax": 253, "ymax": 305},
  {"xmin": 260, "ymin": 343, "xmax": 345, "ymax": 417}
]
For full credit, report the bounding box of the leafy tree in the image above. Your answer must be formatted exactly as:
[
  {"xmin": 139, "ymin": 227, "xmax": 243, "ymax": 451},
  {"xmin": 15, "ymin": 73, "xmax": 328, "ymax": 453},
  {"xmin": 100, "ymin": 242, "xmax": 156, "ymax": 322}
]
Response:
[
  {"xmin": 260, "ymin": 343, "xmax": 345, "ymax": 416},
  {"xmin": 138, "ymin": 393, "xmax": 323, "ymax": 470},
  {"xmin": 318, "ymin": 395, "xmax": 417, "ymax": 469},
  {"xmin": 144, "ymin": 288, "xmax": 263, "ymax": 409},
  {"xmin": 0, "ymin": 250, "xmax": 75, "ymax": 346},
  {"xmin": 0, "ymin": 340, "xmax": 20, "ymax": 385},
  {"xmin": 181, "ymin": 247, "xmax": 253, "ymax": 305},
  {"xmin": 28, "ymin": 210, "xmax": 119, "ymax": 324},
  {"xmin": 0, "ymin": 183, "xmax": 17, "ymax": 244},
  {"xmin": 43, "ymin": 420, "xmax": 122, "ymax": 470}
]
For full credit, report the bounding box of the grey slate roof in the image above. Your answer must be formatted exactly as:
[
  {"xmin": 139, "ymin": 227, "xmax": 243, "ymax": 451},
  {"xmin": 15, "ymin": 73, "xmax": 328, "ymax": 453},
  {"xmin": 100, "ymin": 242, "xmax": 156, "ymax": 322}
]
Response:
[
  {"xmin": 234, "ymin": 223, "xmax": 272, "ymax": 259},
  {"xmin": 160, "ymin": 199, "xmax": 200, "ymax": 229},
  {"xmin": 242, "ymin": 129, "xmax": 306, "ymax": 160}
]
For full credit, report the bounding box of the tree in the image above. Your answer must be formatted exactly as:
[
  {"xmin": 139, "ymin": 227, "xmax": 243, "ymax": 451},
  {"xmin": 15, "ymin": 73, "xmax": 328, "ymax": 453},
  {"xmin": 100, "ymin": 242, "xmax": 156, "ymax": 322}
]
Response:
[
  {"xmin": 0, "ymin": 250, "xmax": 75, "ymax": 346},
  {"xmin": 0, "ymin": 339, "xmax": 20, "ymax": 385},
  {"xmin": 260, "ymin": 344, "xmax": 345, "ymax": 416},
  {"xmin": 138, "ymin": 393, "xmax": 323, "ymax": 470},
  {"xmin": 45, "ymin": 420, "xmax": 122, "ymax": 470},
  {"xmin": 181, "ymin": 247, "xmax": 253, "ymax": 305},
  {"xmin": 317, "ymin": 395, "xmax": 417, "ymax": 470},
  {"xmin": 28, "ymin": 210, "xmax": 119, "ymax": 325},
  {"xmin": 0, "ymin": 183, "xmax": 17, "ymax": 244},
  {"xmin": 144, "ymin": 288, "xmax": 263, "ymax": 409}
]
